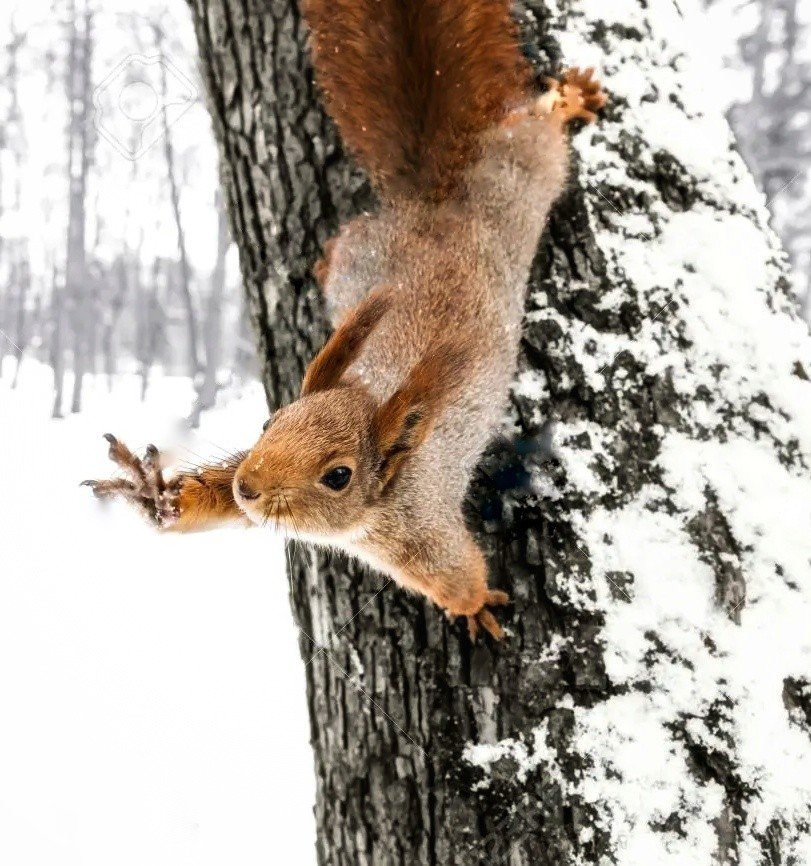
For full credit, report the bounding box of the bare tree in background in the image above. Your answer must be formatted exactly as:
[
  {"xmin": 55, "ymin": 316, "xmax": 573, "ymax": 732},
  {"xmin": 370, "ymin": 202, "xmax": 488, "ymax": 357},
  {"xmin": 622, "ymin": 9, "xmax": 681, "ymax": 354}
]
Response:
[
  {"xmin": 0, "ymin": 20, "xmax": 26, "ymax": 376},
  {"xmin": 49, "ymin": 265, "xmax": 66, "ymax": 416},
  {"xmin": 9, "ymin": 248, "xmax": 30, "ymax": 388},
  {"xmin": 721, "ymin": 0, "xmax": 811, "ymax": 318},
  {"xmin": 153, "ymin": 21, "xmax": 201, "ymax": 380},
  {"xmin": 58, "ymin": 0, "xmax": 94, "ymax": 416},
  {"xmin": 187, "ymin": 0, "xmax": 811, "ymax": 862},
  {"xmin": 101, "ymin": 175, "xmax": 136, "ymax": 388},
  {"xmin": 189, "ymin": 190, "xmax": 230, "ymax": 427},
  {"xmin": 0, "ymin": 22, "xmax": 25, "ymax": 252},
  {"xmin": 0, "ymin": 5, "xmax": 258, "ymax": 405},
  {"xmin": 134, "ymin": 257, "xmax": 166, "ymax": 401}
]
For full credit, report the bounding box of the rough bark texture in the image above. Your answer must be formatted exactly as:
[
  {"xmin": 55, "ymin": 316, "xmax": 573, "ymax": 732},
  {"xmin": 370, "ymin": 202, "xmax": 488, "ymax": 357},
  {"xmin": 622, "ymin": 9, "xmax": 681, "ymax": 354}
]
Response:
[{"xmin": 187, "ymin": 0, "xmax": 811, "ymax": 863}]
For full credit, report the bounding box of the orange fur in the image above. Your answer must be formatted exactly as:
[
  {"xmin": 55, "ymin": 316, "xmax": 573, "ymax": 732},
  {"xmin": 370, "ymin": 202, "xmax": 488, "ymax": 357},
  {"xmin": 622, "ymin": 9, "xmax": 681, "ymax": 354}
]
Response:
[
  {"xmin": 543, "ymin": 67, "xmax": 607, "ymax": 124},
  {"xmin": 301, "ymin": 288, "xmax": 392, "ymax": 395},
  {"xmin": 171, "ymin": 463, "xmax": 247, "ymax": 531},
  {"xmin": 373, "ymin": 340, "xmax": 471, "ymax": 488},
  {"xmin": 313, "ymin": 236, "xmax": 338, "ymax": 289},
  {"xmin": 302, "ymin": 0, "xmax": 531, "ymax": 195}
]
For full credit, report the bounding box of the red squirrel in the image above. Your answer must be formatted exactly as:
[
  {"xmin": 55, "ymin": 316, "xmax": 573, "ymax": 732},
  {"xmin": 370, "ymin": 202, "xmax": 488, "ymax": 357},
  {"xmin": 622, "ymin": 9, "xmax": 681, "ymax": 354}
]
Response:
[{"xmin": 84, "ymin": 1, "xmax": 606, "ymax": 640}]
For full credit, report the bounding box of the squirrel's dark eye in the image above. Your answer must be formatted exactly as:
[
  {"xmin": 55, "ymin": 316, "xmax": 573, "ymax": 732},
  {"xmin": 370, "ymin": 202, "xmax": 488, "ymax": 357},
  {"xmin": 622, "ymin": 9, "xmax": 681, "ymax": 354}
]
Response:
[
  {"xmin": 320, "ymin": 466, "xmax": 352, "ymax": 491},
  {"xmin": 262, "ymin": 418, "xmax": 272, "ymax": 432}
]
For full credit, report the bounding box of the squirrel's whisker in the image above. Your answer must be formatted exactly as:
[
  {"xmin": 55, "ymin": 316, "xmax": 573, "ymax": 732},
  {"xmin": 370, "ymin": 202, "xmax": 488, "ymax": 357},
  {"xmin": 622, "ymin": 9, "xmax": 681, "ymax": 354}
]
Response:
[
  {"xmin": 176, "ymin": 444, "xmax": 217, "ymax": 468},
  {"xmin": 194, "ymin": 438, "xmax": 246, "ymax": 465}
]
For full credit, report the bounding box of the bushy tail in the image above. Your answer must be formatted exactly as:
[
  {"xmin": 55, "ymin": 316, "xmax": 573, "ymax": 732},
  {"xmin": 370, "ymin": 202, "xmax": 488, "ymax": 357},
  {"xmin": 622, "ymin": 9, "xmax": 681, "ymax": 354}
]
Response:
[{"xmin": 303, "ymin": 0, "xmax": 531, "ymax": 196}]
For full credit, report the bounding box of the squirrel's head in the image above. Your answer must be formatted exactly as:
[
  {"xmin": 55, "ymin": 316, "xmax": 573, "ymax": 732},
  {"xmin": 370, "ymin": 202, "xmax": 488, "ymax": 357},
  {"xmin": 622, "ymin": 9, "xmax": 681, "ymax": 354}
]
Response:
[{"xmin": 233, "ymin": 289, "xmax": 468, "ymax": 536}]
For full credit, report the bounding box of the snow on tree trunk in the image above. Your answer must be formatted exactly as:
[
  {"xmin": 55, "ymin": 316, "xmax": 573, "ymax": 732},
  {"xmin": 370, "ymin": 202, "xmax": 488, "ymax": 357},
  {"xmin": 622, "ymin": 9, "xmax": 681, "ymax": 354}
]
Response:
[{"xmin": 187, "ymin": 0, "xmax": 811, "ymax": 862}]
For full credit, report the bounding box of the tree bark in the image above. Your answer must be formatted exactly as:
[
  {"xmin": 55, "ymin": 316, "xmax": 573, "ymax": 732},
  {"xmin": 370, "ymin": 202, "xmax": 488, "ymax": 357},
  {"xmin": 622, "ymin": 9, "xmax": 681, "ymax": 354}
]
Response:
[{"xmin": 187, "ymin": 0, "xmax": 811, "ymax": 863}]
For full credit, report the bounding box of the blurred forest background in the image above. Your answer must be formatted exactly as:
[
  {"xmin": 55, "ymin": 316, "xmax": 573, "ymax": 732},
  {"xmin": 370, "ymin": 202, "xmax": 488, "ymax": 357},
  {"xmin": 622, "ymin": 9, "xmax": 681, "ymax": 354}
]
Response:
[
  {"xmin": 0, "ymin": 0, "xmax": 250, "ymax": 424},
  {"xmin": 0, "ymin": 0, "xmax": 809, "ymax": 422}
]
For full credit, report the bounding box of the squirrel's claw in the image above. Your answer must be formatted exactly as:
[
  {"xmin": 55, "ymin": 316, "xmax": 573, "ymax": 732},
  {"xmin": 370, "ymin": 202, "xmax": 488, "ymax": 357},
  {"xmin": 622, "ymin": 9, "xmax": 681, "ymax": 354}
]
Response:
[
  {"xmin": 486, "ymin": 589, "xmax": 510, "ymax": 607},
  {"xmin": 103, "ymin": 433, "xmax": 149, "ymax": 485},
  {"xmin": 463, "ymin": 589, "xmax": 510, "ymax": 642},
  {"xmin": 84, "ymin": 437, "xmax": 180, "ymax": 528},
  {"xmin": 81, "ymin": 477, "xmax": 137, "ymax": 499},
  {"xmin": 544, "ymin": 66, "xmax": 607, "ymax": 125},
  {"xmin": 465, "ymin": 608, "xmax": 504, "ymax": 641}
]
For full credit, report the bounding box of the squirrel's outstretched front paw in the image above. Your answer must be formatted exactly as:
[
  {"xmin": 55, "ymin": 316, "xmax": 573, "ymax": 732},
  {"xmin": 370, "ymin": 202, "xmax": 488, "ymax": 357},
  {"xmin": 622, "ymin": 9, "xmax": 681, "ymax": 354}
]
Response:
[
  {"xmin": 82, "ymin": 434, "xmax": 181, "ymax": 527},
  {"xmin": 541, "ymin": 67, "xmax": 607, "ymax": 124}
]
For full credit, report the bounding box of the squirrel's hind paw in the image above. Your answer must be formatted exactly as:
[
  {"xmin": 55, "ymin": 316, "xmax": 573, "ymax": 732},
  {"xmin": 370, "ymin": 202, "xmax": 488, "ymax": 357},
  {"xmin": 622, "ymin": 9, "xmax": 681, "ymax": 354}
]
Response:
[
  {"xmin": 542, "ymin": 66, "xmax": 607, "ymax": 125},
  {"xmin": 465, "ymin": 590, "xmax": 511, "ymax": 642}
]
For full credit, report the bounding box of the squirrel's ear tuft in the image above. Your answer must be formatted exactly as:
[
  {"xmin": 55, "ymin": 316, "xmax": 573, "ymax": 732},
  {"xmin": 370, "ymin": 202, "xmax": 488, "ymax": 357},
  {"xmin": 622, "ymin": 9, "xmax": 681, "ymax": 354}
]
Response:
[
  {"xmin": 301, "ymin": 288, "xmax": 392, "ymax": 396},
  {"xmin": 373, "ymin": 340, "xmax": 470, "ymax": 489}
]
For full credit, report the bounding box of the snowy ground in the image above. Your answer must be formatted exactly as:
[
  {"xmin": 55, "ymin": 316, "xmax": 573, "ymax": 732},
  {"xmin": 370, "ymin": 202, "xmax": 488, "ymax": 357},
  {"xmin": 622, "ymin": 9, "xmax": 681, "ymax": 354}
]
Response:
[{"xmin": 0, "ymin": 358, "xmax": 316, "ymax": 866}]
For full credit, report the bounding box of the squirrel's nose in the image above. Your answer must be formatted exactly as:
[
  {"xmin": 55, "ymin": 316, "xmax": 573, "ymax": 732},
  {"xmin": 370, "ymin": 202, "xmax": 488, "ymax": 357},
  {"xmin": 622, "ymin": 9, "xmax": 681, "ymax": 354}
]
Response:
[{"xmin": 237, "ymin": 477, "xmax": 260, "ymax": 501}]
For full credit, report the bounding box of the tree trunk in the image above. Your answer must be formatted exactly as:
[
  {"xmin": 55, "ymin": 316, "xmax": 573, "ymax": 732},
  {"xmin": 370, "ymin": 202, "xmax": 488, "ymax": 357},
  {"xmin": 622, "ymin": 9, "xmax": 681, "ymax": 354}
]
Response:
[
  {"xmin": 10, "ymin": 248, "xmax": 30, "ymax": 388},
  {"xmin": 188, "ymin": 0, "xmax": 811, "ymax": 863},
  {"xmin": 50, "ymin": 265, "xmax": 65, "ymax": 419},
  {"xmin": 102, "ymin": 254, "xmax": 129, "ymax": 388},
  {"xmin": 137, "ymin": 258, "xmax": 165, "ymax": 402}
]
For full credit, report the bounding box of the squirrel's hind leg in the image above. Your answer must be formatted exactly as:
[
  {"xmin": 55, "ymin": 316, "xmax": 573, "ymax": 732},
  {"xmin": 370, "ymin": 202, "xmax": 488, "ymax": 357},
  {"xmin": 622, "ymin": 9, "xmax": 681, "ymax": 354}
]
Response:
[
  {"xmin": 390, "ymin": 528, "xmax": 510, "ymax": 641},
  {"xmin": 536, "ymin": 66, "xmax": 607, "ymax": 125},
  {"xmin": 500, "ymin": 66, "xmax": 606, "ymax": 130}
]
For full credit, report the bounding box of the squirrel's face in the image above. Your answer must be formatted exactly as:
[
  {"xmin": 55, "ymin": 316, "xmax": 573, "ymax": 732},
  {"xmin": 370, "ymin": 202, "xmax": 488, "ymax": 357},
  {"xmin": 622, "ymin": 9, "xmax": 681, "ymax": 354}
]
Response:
[
  {"xmin": 232, "ymin": 287, "xmax": 468, "ymax": 538},
  {"xmin": 233, "ymin": 387, "xmax": 382, "ymax": 536}
]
